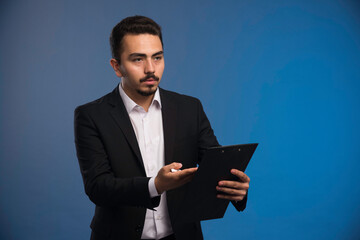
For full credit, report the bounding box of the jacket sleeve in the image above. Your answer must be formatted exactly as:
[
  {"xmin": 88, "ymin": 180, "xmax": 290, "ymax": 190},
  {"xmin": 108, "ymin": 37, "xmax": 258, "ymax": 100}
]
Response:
[
  {"xmin": 197, "ymin": 99, "xmax": 219, "ymax": 160},
  {"xmin": 74, "ymin": 106, "xmax": 160, "ymax": 209}
]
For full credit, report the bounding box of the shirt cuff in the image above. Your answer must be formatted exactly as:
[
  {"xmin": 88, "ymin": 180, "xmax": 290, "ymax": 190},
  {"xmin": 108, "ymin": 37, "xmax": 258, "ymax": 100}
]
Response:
[{"xmin": 148, "ymin": 177, "xmax": 160, "ymax": 198}]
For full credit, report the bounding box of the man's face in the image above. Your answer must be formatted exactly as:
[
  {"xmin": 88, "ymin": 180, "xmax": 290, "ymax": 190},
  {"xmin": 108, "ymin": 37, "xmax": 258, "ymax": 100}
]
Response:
[{"xmin": 111, "ymin": 34, "xmax": 164, "ymax": 98}]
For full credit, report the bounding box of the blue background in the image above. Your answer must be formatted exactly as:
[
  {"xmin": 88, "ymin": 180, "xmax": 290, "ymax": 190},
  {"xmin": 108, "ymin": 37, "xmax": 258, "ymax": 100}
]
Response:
[{"xmin": 1, "ymin": 0, "xmax": 360, "ymax": 239}]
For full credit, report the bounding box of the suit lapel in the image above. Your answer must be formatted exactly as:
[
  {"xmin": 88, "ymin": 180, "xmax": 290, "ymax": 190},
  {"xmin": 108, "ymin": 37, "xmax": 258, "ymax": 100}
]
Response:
[
  {"xmin": 160, "ymin": 89, "xmax": 177, "ymax": 165},
  {"xmin": 108, "ymin": 86, "xmax": 145, "ymax": 173}
]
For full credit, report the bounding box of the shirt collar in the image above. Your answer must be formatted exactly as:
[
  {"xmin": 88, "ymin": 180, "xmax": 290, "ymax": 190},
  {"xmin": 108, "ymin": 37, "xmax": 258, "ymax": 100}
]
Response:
[{"xmin": 118, "ymin": 83, "xmax": 162, "ymax": 114}]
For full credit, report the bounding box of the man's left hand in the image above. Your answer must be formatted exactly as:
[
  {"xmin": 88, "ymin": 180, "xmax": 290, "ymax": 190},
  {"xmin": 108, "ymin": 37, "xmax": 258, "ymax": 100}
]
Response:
[{"xmin": 216, "ymin": 169, "xmax": 250, "ymax": 201}]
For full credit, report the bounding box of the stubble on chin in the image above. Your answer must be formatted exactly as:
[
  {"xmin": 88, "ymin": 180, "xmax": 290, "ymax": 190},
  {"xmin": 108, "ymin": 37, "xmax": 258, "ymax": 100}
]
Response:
[{"xmin": 137, "ymin": 86, "xmax": 157, "ymax": 97}]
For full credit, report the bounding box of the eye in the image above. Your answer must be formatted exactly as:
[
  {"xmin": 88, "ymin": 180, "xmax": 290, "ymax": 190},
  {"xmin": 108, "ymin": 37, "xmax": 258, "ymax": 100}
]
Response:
[
  {"xmin": 154, "ymin": 56, "xmax": 162, "ymax": 61},
  {"xmin": 133, "ymin": 58, "xmax": 142, "ymax": 62}
]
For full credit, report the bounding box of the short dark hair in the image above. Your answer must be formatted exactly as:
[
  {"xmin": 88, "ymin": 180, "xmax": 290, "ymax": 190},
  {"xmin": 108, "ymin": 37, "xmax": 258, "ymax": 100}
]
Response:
[{"xmin": 110, "ymin": 16, "xmax": 163, "ymax": 62}]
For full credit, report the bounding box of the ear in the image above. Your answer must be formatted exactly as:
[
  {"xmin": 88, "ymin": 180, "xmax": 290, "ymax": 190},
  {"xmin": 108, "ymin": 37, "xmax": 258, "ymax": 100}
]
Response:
[{"xmin": 110, "ymin": 58, "xmax": 123, "ymax": 78}]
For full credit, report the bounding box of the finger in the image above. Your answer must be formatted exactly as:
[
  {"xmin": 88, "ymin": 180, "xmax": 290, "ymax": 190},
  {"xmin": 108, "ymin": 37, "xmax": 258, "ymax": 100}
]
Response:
[
  {"xmin": 217, "ymin": 194, "xmax": 245, "ymax": 201},
  {"xmin": 231, "ymin": 169, "xmax": 250, "ymax": 182},
  {"xmin": 181, "ymin": 167, "xmax": 198, "ymax": 174},
  {"xmin": 175, "ymin": 167, "xmax": 197, "ymax": 174},
  {"xmin": 165, "ymin": 167, "xmax": 197, "ymax": 184},
  {"xmin": 176, "ymin": 168, "xmax": 197, "ymax": 181},
  {"xmin": 216, "ymin": 186, "xmax": 247, "ymax": 196},
  {"xmin": 164, "ymin": 162, "xmax": 182, "ymax": 171},
  {"xmin": 175, "ymin": 167, "xmax": 198, "ymax": 178},
  {"xmin": 218, "ymin": 181, "xmax": 249, "ymax": 190}
]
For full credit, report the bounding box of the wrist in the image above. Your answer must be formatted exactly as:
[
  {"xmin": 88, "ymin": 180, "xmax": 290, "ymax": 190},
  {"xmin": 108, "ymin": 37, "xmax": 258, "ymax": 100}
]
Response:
[{"xmin": 154, "ymin": 176, "xmax": 164, "ymax": 194}]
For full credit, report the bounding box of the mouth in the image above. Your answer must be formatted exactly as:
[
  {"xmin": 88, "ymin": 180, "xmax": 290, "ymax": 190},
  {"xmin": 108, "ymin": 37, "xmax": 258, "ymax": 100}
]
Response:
[{"xmin": 140, "ymin": 75, "xmax": 159, "ymax": 84}]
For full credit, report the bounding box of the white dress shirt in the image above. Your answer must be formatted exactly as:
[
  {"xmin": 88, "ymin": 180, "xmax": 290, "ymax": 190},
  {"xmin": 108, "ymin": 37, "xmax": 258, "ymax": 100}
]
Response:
[{"xmin": 119, "ymin": 84, "xmax": 173, "ymax": 239}]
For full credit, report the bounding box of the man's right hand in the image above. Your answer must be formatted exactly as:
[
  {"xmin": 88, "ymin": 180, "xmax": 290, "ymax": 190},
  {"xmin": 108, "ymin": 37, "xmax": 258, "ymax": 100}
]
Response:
[{"xmin": 154, "ymin": 162, "xmax": 198, "ymax": 194}]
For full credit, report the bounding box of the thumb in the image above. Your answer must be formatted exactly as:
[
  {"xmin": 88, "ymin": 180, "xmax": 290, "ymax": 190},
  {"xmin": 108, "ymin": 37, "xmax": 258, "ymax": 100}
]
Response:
[{"xmin": 165, "ymin": 162, "xmax": 182, "ymax": 170}]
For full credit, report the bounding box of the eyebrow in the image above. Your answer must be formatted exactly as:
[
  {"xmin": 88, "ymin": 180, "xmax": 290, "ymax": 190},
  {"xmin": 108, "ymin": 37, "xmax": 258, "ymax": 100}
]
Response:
[{"xmin": 128, "ymin": 51, "xmax": 164, "ymax": 58}]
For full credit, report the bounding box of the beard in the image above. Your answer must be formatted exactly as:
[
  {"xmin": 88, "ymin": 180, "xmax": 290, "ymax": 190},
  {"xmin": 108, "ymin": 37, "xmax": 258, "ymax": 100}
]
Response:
[
  {"xmin": 137, "ymin": 86, "xmax": 157, "ymax": 96},
  {"xmin": 137, "ymin": 73, "xmax": 160, "ymax": 96}
]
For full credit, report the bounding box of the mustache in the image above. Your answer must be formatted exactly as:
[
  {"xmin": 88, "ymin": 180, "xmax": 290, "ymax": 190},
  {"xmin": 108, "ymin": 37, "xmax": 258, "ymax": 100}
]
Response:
[{"xmin": 140, "ymin": 74, "xmax": 160, "ymax": 83}]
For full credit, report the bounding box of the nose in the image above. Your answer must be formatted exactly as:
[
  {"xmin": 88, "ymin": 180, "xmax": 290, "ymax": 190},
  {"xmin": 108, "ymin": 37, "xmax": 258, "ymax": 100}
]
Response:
[{"xmin": 144, "ymin": 59, "xmax": 155, "ymax": 74}]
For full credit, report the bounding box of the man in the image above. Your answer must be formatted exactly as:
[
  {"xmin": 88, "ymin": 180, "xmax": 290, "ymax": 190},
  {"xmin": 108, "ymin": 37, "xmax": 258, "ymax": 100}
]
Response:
[{"xmin": 74, "ymin": 16, "xmax": 250, "ymax": 240}]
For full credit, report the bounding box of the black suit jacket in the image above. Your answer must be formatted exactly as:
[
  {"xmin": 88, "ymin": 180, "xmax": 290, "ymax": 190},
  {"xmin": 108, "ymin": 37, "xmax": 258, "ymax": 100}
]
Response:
[{"xmin": 74, "ymin": 86, "xmax": 247, "ymax": 240}]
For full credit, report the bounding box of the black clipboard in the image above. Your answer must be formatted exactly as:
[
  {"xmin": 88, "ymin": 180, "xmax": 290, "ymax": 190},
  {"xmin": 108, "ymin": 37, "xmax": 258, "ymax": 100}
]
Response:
[{"xmin": 175, "ymin": 143, "xmax": 258, "ymax": 223}]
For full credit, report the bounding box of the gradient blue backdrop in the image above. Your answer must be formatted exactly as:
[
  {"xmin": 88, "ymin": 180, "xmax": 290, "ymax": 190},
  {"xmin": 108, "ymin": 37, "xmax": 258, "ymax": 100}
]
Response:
[{"xmin": 1, "ymin": 0, "xmax": 359, "ymax": 239}]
